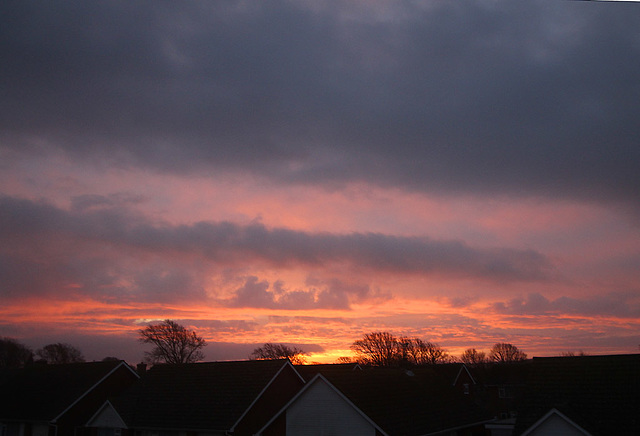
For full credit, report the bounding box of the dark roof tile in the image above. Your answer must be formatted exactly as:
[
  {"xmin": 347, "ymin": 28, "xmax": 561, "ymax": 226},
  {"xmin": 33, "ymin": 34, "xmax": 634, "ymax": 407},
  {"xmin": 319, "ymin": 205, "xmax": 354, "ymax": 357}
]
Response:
[
  {"xmin": 114, "ymin": 359, "xmax": 290, "ymax": 431},
  {"xmin": 514, "ymin": 354, "xmax": 640, "ymax": 435},
  {"xmin": 0, "ymin": 361, "xmax": 128, "ymax": 422},
  {"xmin": 308, "ymin": 365, "xmax": 492, "ymax": 436}
]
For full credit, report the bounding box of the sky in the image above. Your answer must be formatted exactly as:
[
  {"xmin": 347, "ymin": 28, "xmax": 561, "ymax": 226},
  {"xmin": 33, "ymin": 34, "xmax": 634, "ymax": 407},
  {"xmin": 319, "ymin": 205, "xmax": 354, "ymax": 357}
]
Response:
[{"xmin": 1, "ymin": 0, "xmax": 639, "ymax": 364}]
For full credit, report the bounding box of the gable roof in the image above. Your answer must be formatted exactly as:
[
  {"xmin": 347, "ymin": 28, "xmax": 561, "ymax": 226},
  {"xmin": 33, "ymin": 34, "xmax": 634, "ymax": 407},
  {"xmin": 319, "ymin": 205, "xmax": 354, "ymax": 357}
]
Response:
[
  {"xmin": 86, "ymin": 401, "xmax": 128, "ymax": 429},
  {"xmin": 520, "ymin": 408, "xmax": 592, "ymax": 436},
  {"xmin": 228, "ymin": 359, "xmax": 305, "ymax": 433},
  {"xmin": 0, "ymin": 361, "xmax": 137, "ymax": 423},
  {"xmin": 257, "ymin": 373, "xmax": 389, "ymax": 436},
  {"xmin": 452, "ymin": 364, "xmax": 476, "ymax": 386},
  {"xmin": 111, "ymin": 359, "xmax": 298, "ymax": 432},
  {"xmin": 294, "ymin": 365, "xmax": 492, "ymax": 436},
  {"xmin": 513, "ymin": 354, "xmax": 640, "ymax": 435}
]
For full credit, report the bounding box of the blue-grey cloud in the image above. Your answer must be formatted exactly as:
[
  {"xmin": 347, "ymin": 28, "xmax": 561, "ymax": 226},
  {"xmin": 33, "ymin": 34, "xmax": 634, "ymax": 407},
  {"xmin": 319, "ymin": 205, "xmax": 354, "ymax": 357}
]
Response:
[
  {"xmin": 0, "ymin": 195, "xmax": 555, "ymax": 305},
  {"xmin": 492, "ymin": 291, "xmax": 640, "ymax": 318},
  {"xmin": 1, "ymin": 1, "xmax": 638, "ymax": 207}
]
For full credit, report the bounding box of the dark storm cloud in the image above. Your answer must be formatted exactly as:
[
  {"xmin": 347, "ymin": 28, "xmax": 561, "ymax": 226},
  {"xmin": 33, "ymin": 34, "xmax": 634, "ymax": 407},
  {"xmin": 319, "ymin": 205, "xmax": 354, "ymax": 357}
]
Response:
[
  {"xmin": 0, "ymin": 195, "xmax": 554, "ymax": 300},
  {"xmin": 1, "ymin": 1, "xmax": 639, "ymax": 204}
]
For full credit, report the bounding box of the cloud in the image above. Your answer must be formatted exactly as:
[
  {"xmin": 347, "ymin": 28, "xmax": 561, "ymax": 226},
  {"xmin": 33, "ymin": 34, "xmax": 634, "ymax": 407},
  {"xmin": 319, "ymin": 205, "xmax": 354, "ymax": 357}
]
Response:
[
  {"xmin": 442, "ymin": 295, "xmax": 480, "ymax": 309},
  {"xmin": 1, "ymin": 1, "xmax": 639, "ymax": 207},
  {"xmin": 223, "ymin": 276, "xmax": 389, "ymax": 310},
  {"xmin": 492, "ymin": 291, "xmax": 640, "ymax": 318},
  {"xmin": 130, "ymin": 266, "xmax": 205, "ymax": 303},
  {"xmin": 193, "ymin": 319, "xmax": 260, "ymax": 333},
  {"xmin": 0, "ymin": 195, "xmax": 555, "ymax": 304},
  {"xmin": 0, "ymin": 195, "xmax": 208, "ymax": 302},
  {"xmin": 136, "ymin": 220, "xmax": 554, "ymax": 281},
  {"xmin": 268, "ymin": 315, "xmax": 353, "ymax": 326},
  {"xmin": 70, "ymin": 193, "xmax": 146, "ymax": 213}
]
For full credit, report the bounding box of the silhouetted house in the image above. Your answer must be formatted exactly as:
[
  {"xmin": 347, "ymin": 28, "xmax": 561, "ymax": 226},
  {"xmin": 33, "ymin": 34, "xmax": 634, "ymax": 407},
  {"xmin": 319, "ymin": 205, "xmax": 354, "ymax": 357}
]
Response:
[
  {"xmin": 86, "ymin": 359, "xmax": 305, "ymax": 436},
  {"xmin": 518, "ymin": 408, "xmax": 593, "ymax": 436},
  {"xmin": 296, "ymin": 362, "xmax": 476, "ymax": 393},
  {"xmin": 259, "ymin": 364, "xmax": 492, "ymax": 436},
  {"xmin": 512, "ymin": 354, "xmax": 640, "ymax": 436},
  {"xmin": 257, "ymin": 374, "xmax": 386, "ymax": 436},
  {"xmin": 0, "ymin": 361, "xmax": 139, "ymax": 436},
  {"xmin": 80, "ymin": 354, "xmax": 639, "ymax": 436},
  {"xmin": 470, "ymin": 360, "xmax": 530, "ymax": 421},
  {"xmin": 457, "ymin": 366, "xmax": 476, "ymax": 392},
  {"xmin": 467, "ymin": 361, "xmax": 530, "ymax": 435}
]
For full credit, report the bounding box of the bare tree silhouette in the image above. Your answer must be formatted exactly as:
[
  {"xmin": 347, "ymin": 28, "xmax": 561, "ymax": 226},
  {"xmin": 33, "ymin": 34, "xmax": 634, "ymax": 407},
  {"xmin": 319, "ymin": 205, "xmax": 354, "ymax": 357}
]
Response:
[
  {"xmin": 250, "ymin": 343, "xmax": 307, "ymax": 364},
  {"xmin": 139, "ymin": 319, "xmax": 207, "ymax": 364},
  {"xmin": 490, "ymin": 343, "xmax": 527, "ymax": 362},
  {"xmin": 36, "ymin": 343, "xmax": 85, "ymax": 364},
  {"xmin": 0, "ymin": 337, "xmax": 34, "ymax": 368}
]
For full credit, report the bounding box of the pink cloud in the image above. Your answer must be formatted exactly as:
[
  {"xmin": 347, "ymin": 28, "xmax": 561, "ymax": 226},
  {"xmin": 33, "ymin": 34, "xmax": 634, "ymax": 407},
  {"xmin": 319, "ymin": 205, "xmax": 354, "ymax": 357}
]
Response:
[{"xmin": 223, "ymin": 275, "xmax": 390, "ymax": 310}]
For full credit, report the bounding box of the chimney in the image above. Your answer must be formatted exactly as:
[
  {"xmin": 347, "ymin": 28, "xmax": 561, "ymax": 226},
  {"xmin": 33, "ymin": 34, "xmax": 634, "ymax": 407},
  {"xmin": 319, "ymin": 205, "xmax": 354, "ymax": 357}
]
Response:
[{"xmin": 136, "ymin": 362, "xmax": 147, "ymax": 375}]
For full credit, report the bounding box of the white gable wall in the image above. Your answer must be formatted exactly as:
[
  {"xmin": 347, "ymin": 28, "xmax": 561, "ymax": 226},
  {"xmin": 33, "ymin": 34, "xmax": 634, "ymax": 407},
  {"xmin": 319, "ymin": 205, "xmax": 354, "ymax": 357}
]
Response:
[
  {"xmin": 86, "ymin": 403, "xmax": 127, "ymax": 429},
  {"xmin": 286, "ymin": 380, "xmax": 376, "ymax": 436},
  {"xmin": 524, "ymin": 413, "xmax": 591, "ymax": 436}
]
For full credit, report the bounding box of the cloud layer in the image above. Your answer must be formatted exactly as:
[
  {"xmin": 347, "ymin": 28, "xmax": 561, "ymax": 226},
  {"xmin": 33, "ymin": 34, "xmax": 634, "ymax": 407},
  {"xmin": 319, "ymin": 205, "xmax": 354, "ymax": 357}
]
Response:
[
  {"xmin": 2, "ymin": 1, "xmax": 639, "ymax": 204},
  {"xmin": 1, "ymin": 0, "xmax": 639, "ymax": 362},
  {"xmin": 0, "ymin": 194, "xmax": 553, "ymax": 304}
]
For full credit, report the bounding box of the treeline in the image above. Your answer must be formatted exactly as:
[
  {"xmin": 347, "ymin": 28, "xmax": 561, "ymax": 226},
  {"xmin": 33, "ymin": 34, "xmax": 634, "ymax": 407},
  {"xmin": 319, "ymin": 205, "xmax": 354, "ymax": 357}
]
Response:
[
  {"xmin": 349, "ymin": 332, "xmax": 451, "ymax": 366},
  {"xmin": 343, "ymin": 331, "xmax": 528, "ymax": 366},
  {"xmin": 2, "ymin": 322, "xmax": 533, "ymax": 369},
  {"xmin": 0, "ymin": 337, "xmax": 87, "ymax": 367},
  {"xmin": 248, "ymin": 332, "xmax": 528, "ymax": 366}
]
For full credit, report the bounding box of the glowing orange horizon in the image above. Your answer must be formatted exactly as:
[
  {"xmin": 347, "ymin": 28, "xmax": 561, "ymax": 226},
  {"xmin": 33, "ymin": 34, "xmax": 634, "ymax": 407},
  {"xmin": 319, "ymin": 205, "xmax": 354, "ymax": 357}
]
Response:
[{"xmin": 3, "ymin": 292, "xmax": 638, "ymax": 365}]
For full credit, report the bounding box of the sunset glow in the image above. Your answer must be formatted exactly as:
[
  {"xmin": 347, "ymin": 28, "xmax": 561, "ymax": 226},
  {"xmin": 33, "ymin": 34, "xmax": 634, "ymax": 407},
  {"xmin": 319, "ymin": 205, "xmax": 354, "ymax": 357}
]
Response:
[{"xmin": 1, "ymin": 0, "xmax": 639, "ymax": 364}]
